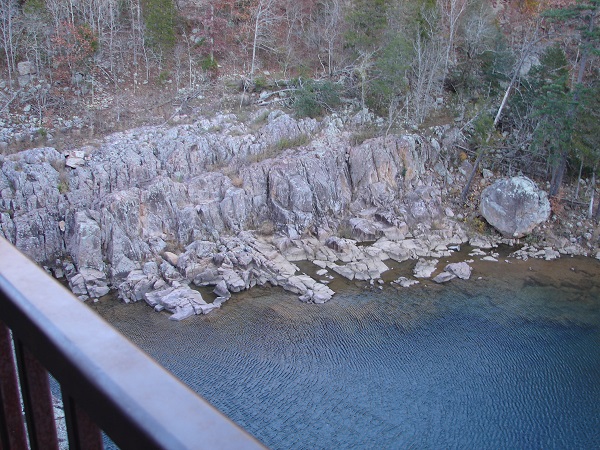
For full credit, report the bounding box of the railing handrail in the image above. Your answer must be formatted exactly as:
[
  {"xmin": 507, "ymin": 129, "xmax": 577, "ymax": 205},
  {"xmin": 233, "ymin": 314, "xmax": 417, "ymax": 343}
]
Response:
[{"xmin": 0, "ymin": 237, "xmax": 266, "ymax": 449}]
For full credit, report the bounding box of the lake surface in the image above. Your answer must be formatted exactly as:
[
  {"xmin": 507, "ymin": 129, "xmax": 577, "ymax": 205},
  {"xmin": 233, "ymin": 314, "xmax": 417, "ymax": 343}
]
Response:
[{"xmin": 92, "ymin": 256, "xmax": 600, "ymax": 449}]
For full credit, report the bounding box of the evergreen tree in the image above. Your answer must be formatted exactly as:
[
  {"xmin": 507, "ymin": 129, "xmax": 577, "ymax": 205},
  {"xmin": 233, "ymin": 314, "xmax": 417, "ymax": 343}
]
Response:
[
  {"xmin": 542, "ymin": 0, "xmax": 599, "ymax": 196},
  {"xmin": 528, "ymin": 45, "xmax": 574, "ymax": 177},
  {"xmin": 141, "ymin": 0, "xmax": 177, "ymax": 54},
  {"xmin": 344, "ymin": 0, "xmax": 390, "ymax": 55}
]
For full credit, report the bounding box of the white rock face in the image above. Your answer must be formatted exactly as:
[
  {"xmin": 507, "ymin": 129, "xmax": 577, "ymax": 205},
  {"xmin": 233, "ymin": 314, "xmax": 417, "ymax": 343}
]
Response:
[
  {"xmin": 0, "ymin": 111, "xmax": 472, "ymax": 317},
  {"xmin": 480, "ymin": 176, "xmax": 551, "ymax": 238}
]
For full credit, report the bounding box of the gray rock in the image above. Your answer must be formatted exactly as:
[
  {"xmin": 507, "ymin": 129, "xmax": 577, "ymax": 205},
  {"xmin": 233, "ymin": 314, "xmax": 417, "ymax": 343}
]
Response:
[
  {"xmin": 480, "ymin": 176, "xmax": 551, "ymax": 238},
  {"xmin": 413, "ymin": 258, "xmax": 438, "ymax": 278},
  {"xmin": 66, "ymin": 156, "xmax": 85, "ymax": 168},
  {"xmin": 68, "ymin": 211, "xmax": 104, "ymax": 271},
  {"xmin": 18, "ymin": 61, "xmax": 35, "ymax": 76},
  {"xmin": 213, "ymin": 280, "xmax": 231, "ymax": 299},
  {"xmin": 1, "ymin": 110, "xmax": 470, "ymax": 313},
  {"xmin": 393, "ymin": 277, "xmax": 419, "ymax": 288},
  {"xmin": 144, "ymin": 285, "xmax": 210, "ymax": 321},
  {"xmin": 433, "ymin": 271, "xmax": 456, "ymax": 283},
  {"xmin": 445, "ymin": 262, "xmax": 472, "ymax": 280},
  {"xmin": 163, "ymin": 251, "xmax": 179, "ymax": 266}
]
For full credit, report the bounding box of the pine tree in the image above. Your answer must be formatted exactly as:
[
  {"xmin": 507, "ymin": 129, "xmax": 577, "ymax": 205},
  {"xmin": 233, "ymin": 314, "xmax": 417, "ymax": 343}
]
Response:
[{"xmin": 542, "ymin": 0, "xmax": 599, "ymax": 196}]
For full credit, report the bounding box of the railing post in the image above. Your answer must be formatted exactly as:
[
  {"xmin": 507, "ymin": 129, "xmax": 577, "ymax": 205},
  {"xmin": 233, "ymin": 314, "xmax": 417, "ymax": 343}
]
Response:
[
  {"xmin": 14, "ymin": 339, "xmax": 59, "ymax": 450},
  {"xmin": 62, "ymin": 391, "xmax": 103, "ymax": 450},
  {"xmin": 0, "ymin": 321, "xmax": 28, "ymax": 450}
]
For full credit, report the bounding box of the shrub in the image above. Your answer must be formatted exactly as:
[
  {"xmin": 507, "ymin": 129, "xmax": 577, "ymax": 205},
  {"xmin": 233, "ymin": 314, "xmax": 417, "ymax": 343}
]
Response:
[
  {"xmin": 141, "ymin": 0, "xmax": 177, "ymax": 53},
  {"xmin": 273, "ymin": 134, "xmax": 309, "ymax": 151},
  {"xmin": 350, "ymin": 125, "xmax": 380, "ymax": 146},
  {"xmin": 293, "ymin": 79, "xmax": 341, "ymax": 118},
  {"xmin": 201, "ymin": 56, "xmax": 218, "ymax": 72}
]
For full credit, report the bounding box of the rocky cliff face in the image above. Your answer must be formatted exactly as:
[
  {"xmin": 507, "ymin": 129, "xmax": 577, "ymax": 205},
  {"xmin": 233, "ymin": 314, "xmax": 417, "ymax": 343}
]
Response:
[{"xmin": 0, "ymin": 109, "xmax": 468, "ymax": 317}]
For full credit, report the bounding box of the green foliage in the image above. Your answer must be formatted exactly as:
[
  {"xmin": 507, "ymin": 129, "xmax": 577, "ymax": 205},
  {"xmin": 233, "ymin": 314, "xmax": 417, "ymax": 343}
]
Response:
[
  {"xmin": 447, "ymin": 17, "xmax": 512, "ymax": 99},
  {"xmin": 58, "ymin": 181, "xmax": 69, "ymax": 194},
  {"xmin": 365, "ymin": 34, "xmax": 412, "ymax": 114},
  {"xmin": 158, "ymin": 70, "xmax": 170, "ymax": 84},
  {"xmin": 141, "ymin": 0, "xmax": 177, "ymax": 53},
  {"xmin": 293, "ymin": 79, "xmax": 341, "ymax": 118},
  {"xmin": 23, "ymin": 0, "xmax": 46, "ymax": 15},
  {"xmin": 469, "ymin": 113, "xmax": 494, "ymax": 148},
  {"xmin": 344, "ymin": 0, "xmax": 391, "ymax": 54},
  {"xmin": 201, "ymin": 56, "xmax": 218, "ymax": 72},
  {"xmin": 573, "ymin": 82, "xmax": 600, "ymax": 168},
  {"xmin": 273, "ymin": 134, "xmax": 310, "ymax": 151},
  {"xmin": 528, "ymin": 46, "xmax": 573, "ymax": 166},
  {"xmin": 253, "ymin": 76, "xmax": 268, "ymax": 92},
  {"xmin": 78, "ymin": 24, "xmax": 99, "ymax": 53},
  {"xmin": 468, "ymin": 216, "xmax": 489, "ymax": 234}
]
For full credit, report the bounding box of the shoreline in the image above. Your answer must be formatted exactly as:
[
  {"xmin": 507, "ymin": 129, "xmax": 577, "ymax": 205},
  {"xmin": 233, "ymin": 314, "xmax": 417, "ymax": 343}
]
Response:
[{"xmin": 108, "ymin": 230, "xmax": 600, "ymax": 321}]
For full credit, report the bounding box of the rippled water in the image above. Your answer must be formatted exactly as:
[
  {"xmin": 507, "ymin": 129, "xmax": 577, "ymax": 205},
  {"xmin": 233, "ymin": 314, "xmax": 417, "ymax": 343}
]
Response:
[{"xmin": 93, "ymin": 257, "xmax": 600, "ymax": 449}]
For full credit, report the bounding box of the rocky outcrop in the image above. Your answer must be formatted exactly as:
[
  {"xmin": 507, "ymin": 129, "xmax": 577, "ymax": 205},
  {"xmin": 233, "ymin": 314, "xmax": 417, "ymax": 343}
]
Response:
[
  {"xmin": 480, "ymin": 176, "xmax": 551, "ymax": 238},
  {"xmin": 1, "ymin": 110, "xmax": 472, "ymax": 315}
]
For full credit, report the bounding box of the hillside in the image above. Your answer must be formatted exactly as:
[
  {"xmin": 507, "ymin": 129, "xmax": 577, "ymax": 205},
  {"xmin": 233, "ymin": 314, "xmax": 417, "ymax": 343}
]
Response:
[{"xmin": 1, "ymin": 1, "xmax": 598, "ymax": 196}]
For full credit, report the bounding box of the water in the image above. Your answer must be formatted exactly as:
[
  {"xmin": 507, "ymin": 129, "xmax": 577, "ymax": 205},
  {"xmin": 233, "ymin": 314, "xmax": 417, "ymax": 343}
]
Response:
[{"xmin": 92, "ymin": 257, "xmax": 600, "ymax": 449}]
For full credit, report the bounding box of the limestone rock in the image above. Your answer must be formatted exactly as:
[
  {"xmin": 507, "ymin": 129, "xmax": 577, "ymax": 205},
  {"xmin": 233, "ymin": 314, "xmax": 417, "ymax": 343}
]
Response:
[
  {"xmin": 445, "ymin": 262, "xmax": 472, "ymax": 280},
  {"xmin": 433, "ymin": 272, "xmax": 456, "ymax": 283},
  {"xmin": 66, "ymin": 156, "xmax": 85, "ymax": 168},
  {"xmin": 213, "ymin": 280, "xmax": 231, "ymax": 299},
  {"xmin": 163, "ymin": 251, "xmax": 179, "ymax": 267},
  {"xmin": 393, "ymin": 277, "xmax": 419, "ymax": 288},
  {"xmin": 413, "ymin": 258, "xmax": 438, "ymax": 278},
  {"xmin": 480, "ymin": 176, "xmax": 551, "ymax": 238},
  {"xmin": 144, "ymin": 285, "xmax": 214, "ymax": 321}
]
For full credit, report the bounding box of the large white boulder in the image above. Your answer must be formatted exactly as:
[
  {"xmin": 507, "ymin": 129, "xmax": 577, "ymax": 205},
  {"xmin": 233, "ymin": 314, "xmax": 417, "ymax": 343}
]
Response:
[{"xmin": 480, "ymin": 176, "xmax": 550, "ymax": 238}]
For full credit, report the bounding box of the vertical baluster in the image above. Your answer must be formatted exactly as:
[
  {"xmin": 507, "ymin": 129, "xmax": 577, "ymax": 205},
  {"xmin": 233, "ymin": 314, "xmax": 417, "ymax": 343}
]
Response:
[
  {"xmin": 14, "ymin": 339, "xmax": 58, "ymax": 450},
  {"xmin": 0, "ymin": 322, "xmax": 28, "ymax": 450},
  {"xmin": 62, "ymin": 392, "xmax": 103, "ymax": 450}
]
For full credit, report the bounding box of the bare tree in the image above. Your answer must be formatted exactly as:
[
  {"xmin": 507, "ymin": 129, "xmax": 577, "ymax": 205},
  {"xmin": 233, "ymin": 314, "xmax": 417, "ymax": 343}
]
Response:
[
  {"xmin": 408, "ymin": 8, "xmax": 444, "ymax": 124},
  {"xmin": 493, "ymin": 28, "xmax": 543, "ymax": 127},
  {"xmin": 440, "ymin": 0, "xmax": 469, "ymax": 79},
  {"xmin": 0, "ymin": 0, "xmax": 18, "ymax": 89},
  {"xmin": 307, "ymin": 0, "xmax": 344, "ymax": 76},
  {"xmin": 250, "ymin": 0, "xmax": 280, "ymax": 77}
]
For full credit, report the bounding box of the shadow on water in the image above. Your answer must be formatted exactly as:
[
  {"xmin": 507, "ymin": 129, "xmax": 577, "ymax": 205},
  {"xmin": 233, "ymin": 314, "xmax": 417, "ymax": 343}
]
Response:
[{"xmin": 90, "ymin": 255, "xmax": 600, "ymax": 449}]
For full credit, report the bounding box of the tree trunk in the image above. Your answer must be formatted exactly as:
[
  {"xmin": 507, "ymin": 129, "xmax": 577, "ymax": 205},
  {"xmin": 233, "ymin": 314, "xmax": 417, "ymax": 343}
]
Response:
[
  {"xmin": 589, "ymin": 172, "xmax": 595, "ymax": 219},
  {"xmin": 250, "ymin": 0, "xmax": 264, "ymax": 78},
  {"xmin": 549, "ymin": 150, "xmax": 568, "ymax": 197},
  {"xmin": 460, "ymin": 148, "xmax": 485, "ymax": 204},
  {"xmin": 575, "ymin": 158, "xmax": 584, "ymax": 200}
]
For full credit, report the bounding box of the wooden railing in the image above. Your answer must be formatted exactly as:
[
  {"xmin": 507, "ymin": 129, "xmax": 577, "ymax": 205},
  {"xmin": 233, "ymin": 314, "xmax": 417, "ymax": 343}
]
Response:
[{"xmin": 0, "ymin": 238, "xmax": 266, "ymax": 450}]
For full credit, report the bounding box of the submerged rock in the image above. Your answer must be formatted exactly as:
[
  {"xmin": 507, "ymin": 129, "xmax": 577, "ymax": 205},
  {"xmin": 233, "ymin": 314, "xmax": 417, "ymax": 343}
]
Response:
[
  {"xmin": 433, "ymin": 272, "xmax": 456, "ymax": 283},
  {"xmin": 393, "ymin": 277, "xmax": 420, "ymax": 288}
]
